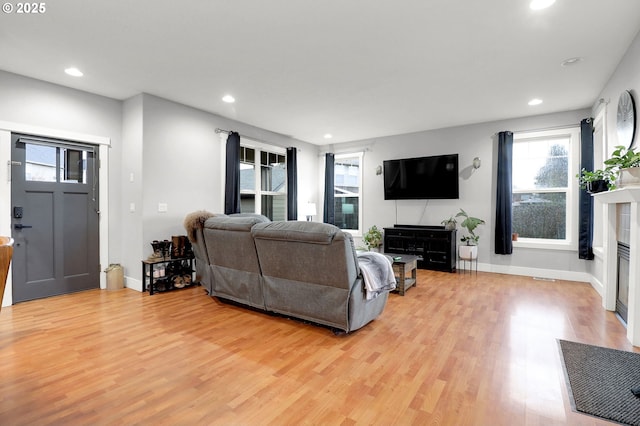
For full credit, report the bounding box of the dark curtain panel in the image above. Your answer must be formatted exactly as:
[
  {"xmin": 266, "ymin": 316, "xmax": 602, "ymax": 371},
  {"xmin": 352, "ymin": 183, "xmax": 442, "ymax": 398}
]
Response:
[
  {"xmin": 578, "ymin": 118, "xmax": 595, "ymax": 260},
  {"xmin": 286, "ymin": 147, "xmax": 298, "ymax": 220},
  {"xmin": 495, "ymin": 131, "xmax": 513, "ymax": 255},
  {"xmin": 323, "ymin": 153, "xmax": 335, "ymax": 224},
  {"xmin": 224, "ymin": 131, "xmax": 241, "ymax": 214}
]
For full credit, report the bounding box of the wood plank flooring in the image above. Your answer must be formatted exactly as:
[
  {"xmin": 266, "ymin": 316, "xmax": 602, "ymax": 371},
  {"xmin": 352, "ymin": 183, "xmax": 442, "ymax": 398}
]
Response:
[{"xmin": 0, "ymin": 270, "xmax": 635, "ymax": 425}]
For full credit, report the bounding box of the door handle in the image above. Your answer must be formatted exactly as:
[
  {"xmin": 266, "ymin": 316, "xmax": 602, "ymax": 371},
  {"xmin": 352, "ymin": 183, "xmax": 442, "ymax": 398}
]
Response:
[{"xmin": 14, "ymin": 224, "xmax": 33, "ymax": 230}]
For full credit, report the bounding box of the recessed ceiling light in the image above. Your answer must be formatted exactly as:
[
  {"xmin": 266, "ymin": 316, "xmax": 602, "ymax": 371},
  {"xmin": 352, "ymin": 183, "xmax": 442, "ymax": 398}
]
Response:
[
  {"xmin": 561, "ymin": 57, "xmax": 584, "ymax": 67},
  {"xmin": 528, "ymin": 98, "xmax": 543, "ymax": 106},
  {"xmin": 64, "ymin": 67, "xmax": 83, "ymax": 77},
  {"xmin": 222, "ymin": 95, "xmax": 235, "ymax": 103},
  {"xmin": 324, "ymin": 133, "xmax": 333, "ymax": 139},
  {"xmin": 530, "ymin": 0, "xmax": 555, "ymax": 10}
]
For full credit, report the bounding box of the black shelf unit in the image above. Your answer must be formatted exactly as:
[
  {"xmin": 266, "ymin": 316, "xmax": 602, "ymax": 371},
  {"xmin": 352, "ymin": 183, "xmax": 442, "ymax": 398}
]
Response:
[
  {"xmin": 384, "ymin": 225, "xmax": 456, "ymax": 272},
  {"xmin": 142, "ymin": 256, "xmax": 196, "ymax": 295}
]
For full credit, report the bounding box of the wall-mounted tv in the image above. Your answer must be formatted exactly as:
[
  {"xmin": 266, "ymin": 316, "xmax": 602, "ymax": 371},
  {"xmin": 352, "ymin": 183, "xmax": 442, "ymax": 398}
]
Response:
[{"xmin": 383, "ymin": 154, "xmax": 459, "ymax": 200}]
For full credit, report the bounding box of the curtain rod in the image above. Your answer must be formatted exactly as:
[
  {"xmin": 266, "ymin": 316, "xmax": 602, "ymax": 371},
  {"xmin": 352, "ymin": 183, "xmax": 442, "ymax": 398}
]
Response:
[
  {"xmin": 500, "ymin": 123, "xmax": 582, "ymax": 137},
  {"xmin": 215, "ymin": 128, "xmax": 297, "ymax": 151}
]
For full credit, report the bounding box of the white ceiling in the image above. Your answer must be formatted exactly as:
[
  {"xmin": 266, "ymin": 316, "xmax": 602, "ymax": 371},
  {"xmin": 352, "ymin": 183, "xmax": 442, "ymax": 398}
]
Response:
[{"xmin": 1, "ymin": 0, "xmax": 639, "ymax": 145}]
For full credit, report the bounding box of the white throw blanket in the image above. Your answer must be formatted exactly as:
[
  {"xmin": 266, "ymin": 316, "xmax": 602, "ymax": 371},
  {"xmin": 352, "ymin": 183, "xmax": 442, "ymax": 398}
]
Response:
[{"xmin": 357, "ymin": 252, "xmax": 396, "ymax": 300}]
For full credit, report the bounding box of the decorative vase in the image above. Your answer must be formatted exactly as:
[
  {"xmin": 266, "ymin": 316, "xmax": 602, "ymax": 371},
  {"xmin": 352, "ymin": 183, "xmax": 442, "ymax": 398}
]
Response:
[
  {"xmin": 458, "ymin": 245, "xmax": 478, "ymax": 260},
  {"xmin": 586, "ymin": 179, "xmax": 609, "ymax": 193},
  {"xmin": 618, "ymin": 167, "xmax": 640, "ymax": 188}
]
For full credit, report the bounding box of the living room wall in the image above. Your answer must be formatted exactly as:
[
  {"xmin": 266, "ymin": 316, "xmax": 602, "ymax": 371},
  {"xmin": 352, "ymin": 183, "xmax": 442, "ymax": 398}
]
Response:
[
  {"xmin": 123, "ymin": 94, "xmax": 318, "ymax": 290},
  {"xmin": 0, "ymin": 71, "xmax": 319, "ymax": 299},
  {"xmin": 332, "ymin": 108, "xmax": 592, "ymax": 281}
]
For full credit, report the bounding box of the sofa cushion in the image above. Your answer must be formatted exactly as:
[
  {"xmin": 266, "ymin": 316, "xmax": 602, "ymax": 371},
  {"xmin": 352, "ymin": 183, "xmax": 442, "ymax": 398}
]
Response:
[
  {"xmin": 251, "ymin": 221, "xmax": 340, "ymax": 245},
  {"xmin": 203, "ymin": 215, "xmax": 269, "ymax": 309}
]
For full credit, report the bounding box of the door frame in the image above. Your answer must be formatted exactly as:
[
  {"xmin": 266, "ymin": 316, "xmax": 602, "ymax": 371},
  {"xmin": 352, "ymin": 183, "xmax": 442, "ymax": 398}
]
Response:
[{"xmin": 0, "ymin": 121, "xmax": 110, "ymax": 307}]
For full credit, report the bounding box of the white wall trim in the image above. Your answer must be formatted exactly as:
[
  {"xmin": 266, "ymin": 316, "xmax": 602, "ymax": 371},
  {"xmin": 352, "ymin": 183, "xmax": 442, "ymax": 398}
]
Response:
[
  {"xmin": 0, "ymin": 121, "xmax": 110, "ymax": 306},
  {"xmin": 590, "ymin": 275, "xmax": 605, "ymax": 299},
  {"xmin": 475, "ymin": 262, "xmax": 592, "ymax": 283}
]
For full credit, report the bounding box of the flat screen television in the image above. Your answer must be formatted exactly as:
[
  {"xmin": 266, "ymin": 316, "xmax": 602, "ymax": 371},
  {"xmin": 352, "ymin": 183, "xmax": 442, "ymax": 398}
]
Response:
[{"xmin": 383, "ymin": 154, "xmax": 459, "ymax": 200}]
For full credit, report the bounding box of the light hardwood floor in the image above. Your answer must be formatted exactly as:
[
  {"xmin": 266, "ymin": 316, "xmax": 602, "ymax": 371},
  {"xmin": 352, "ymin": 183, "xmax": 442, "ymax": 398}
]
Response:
[{"xmin": 0, "ymin": 270, "xmax": 636, "ymax": 425}]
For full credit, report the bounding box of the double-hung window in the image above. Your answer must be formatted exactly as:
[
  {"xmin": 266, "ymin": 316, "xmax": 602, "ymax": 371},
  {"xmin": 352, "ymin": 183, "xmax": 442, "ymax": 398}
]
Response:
[
  {"xmin": 239, "ymin": 143, "xmax": 287, "ymax": 221},
  {"xmin": 512, "ymin": 127, "xmax": 579, "ymax": 249},
  {"xmin": 334, "ymin": 152, "xmax": 363, "ymax": 234}
]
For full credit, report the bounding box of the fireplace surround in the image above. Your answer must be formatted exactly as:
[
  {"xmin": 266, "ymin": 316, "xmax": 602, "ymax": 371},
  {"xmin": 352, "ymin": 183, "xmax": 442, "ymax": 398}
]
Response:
[{"xmin": 593, "ymin": 188, "xmax": 640, "ymax": 346}]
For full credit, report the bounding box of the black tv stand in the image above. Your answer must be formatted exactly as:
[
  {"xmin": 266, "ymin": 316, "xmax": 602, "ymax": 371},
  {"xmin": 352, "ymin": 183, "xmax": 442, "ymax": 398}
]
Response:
[{"xmin": 384, "ymin": 224, "xmax": 456, "ymax": 272}]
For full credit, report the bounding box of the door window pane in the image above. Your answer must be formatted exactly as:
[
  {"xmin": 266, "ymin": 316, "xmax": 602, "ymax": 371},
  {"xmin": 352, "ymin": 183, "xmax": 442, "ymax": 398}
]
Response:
[
  {"xmin": 60, "ymin": 148, "xmax": 87, "ymax": 183},
  {"xmin": 25, "ymin": 144, "xmax": 56, "ymax": 182},
  {"xmin": 25, "ymin": 144, "xmax": 89, "ymax": 184}
]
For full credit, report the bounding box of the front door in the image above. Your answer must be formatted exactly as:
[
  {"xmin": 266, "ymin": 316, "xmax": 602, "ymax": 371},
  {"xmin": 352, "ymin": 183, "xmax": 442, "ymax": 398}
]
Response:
[{"xmin": 10, "ymin": 134, "xmax": 100, "ymax": 303}]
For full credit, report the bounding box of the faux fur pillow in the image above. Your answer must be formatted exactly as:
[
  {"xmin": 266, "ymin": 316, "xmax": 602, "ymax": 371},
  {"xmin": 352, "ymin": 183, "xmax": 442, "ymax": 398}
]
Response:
[{"xmin": 183, "ymin": 210, "xmax": 216, "ymax": 242}]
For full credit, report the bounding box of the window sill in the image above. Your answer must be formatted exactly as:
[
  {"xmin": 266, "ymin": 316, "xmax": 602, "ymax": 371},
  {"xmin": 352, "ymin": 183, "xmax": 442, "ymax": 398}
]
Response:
[
  {"xmin": 343, "ymin": 229, "xmax": 362, "ymax": 238},
  {"xmin": 512, "ymin": 238, "xmax": 576, "ymax": 251},
  {"xmin": 593, "ymin": 246, "xmax": 604, "ymax": 259}
]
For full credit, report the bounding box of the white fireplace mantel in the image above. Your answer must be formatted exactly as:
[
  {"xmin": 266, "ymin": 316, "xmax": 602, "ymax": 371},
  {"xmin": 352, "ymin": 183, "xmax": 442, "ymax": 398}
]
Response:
[{"xmin": 593, "ymin": 187, "xmax": 640, "ymax": 346}]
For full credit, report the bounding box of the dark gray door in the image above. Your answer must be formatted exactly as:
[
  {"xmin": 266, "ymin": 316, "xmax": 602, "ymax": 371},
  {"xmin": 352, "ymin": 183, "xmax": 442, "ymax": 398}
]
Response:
[{"xmin": 11, "ymin": 134, "xmax": 100, "ymax": 303}]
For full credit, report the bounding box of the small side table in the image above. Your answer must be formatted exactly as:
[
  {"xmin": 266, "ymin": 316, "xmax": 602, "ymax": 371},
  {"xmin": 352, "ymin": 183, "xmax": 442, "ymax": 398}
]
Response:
[{"xmin": 387, "ymin": 254, "xmax": 418, "ymax": 296}]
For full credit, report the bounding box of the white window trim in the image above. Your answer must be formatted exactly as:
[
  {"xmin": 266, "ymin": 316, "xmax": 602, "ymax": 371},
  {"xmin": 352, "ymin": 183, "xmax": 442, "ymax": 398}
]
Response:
[
  {"xmin": 512, "ymin": 127, "xmax": 580, "ymax": 251},
  {"xmin": 335, "ymin": 151, "xmax": 363, "ymax": 236}
]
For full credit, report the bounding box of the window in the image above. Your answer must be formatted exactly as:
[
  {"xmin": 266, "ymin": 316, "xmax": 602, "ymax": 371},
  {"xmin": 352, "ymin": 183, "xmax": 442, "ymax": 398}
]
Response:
[
  {"xmin": 334, "ymin": 152, "xmax": 363, "ymax": 234},
  {"xmin": 239, "ymin": 144, "xmax": 286, "ymax": 221},
  {"xmin": 512, "ymin": 127, "xmax": 579, "ymax": 249},
  {"xmin": 25, "ymin": 143, "xmax": 88, "ymax": 184}
]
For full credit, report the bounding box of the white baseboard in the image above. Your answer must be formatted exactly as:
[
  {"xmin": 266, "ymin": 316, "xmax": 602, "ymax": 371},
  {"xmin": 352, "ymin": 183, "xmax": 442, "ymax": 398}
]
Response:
[
  {"xmin": 125, "ymin": 276, "xmax": 143, "ymax": 292},
  {"xmin": 589, "ymin": 275, "xmax": 605, "ymax": 298},
  {"xmin": 474, "ymin": 262, "xmax": 591, "ymax": 283}
]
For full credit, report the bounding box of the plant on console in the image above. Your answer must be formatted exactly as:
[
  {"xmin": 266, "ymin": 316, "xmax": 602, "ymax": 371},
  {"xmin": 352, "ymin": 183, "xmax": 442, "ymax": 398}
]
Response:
[
  {"xmin": 456, "ymin": 208, "xmax": 485, "ymax": 246},
  {"xmin": 363, "ymin": 225, "xmax": 383, "ymax": 251}
]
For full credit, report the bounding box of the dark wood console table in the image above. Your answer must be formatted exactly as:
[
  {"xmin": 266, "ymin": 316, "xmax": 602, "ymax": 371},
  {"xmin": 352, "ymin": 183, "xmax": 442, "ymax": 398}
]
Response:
[{"xmin": 384, "ymin": 225, "xmax": 456, "ymax": 272}]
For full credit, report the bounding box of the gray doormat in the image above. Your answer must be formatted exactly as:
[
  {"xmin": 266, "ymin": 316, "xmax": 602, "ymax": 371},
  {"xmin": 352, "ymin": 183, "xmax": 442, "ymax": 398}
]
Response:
[{"xmin": 559, "ymin": 339, "xmax": 640, "ymax": 425}]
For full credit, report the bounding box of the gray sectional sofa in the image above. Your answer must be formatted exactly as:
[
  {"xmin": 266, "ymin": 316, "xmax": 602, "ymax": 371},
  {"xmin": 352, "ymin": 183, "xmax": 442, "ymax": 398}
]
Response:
[{"xmin": 184, "ymin": 212, "xmax": 389, "ymax": 332}]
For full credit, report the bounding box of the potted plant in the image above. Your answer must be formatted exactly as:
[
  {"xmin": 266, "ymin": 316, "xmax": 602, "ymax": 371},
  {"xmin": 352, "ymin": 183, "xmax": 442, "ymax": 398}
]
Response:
[
  {"xmin": 363, "ymin": 225, "xmax": 383, "ymax": 252},
  {"xmin": 441, "ymin": 215, "xmax": 457, "ymax": 231},
  {"xmin": 604, "ymin": 145, "xmax": 640, "ymax": 188},
  {"xmin": 455, "ymin": 208, "xmax": 485, "ymax": 260},
  {"xmin": 576, "ymin": 168, "xmax": 615, "ymax": 193}
]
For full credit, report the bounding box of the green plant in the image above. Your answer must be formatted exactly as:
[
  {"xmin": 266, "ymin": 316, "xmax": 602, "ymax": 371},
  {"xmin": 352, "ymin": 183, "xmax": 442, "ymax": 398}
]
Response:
[
  {"xmin": 363, "ymin": 225, "xmax": 383, "ymax": 251},
  {"xmin": 441, "ymin": 215, "xmax": 457, "ymax": 230},
  {"xmin": 604, "ymin": 145, "xmax": 640, "ymax": 170},
  {"xmin": 455, "ymin": 208, "xmax": 485, "ymax": 245},
  {"xmin": 576, "ymin": 168, "xmax": 615, "ymax": 190}
]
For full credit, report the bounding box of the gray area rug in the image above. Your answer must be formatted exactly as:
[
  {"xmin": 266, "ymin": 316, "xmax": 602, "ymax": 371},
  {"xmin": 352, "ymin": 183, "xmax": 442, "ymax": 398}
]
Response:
[{"xmin": 559, "ymin": 339, "xmax": 640, "ymax": 425}]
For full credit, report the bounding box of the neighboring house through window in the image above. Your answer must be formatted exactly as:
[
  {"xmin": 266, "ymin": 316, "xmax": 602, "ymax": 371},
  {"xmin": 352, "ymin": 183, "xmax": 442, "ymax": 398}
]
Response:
[
  {"xmin": 239, "ymin": 143, "xmax": 286, "ymax": 221},
  {"xmin": 334, "ymin": 152, "xmax": 363, "ymax": 234},
  {"xmin": 512, "ymin": 127, "xmax": 579, "ymax": 249}
]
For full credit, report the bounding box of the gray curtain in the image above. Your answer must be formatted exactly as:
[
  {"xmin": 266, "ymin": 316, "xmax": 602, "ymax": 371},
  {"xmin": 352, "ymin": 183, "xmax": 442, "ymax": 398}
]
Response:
[
  {"xmin": 224, "ymin": 131, "xmax": 241, "ymax": 214},
  {"xmin": 495, "ymin": 131, "xmax": 513, "ymax": 255},
  {"xmin": 578, "ymin": 118, "xmax": 594, "ymax": 260},
  {"xmin": 323, "ymin": 153, "xmax": 335, "ymax": 224},
  {"xmin": 286, "ymin": 147, "xmax": 298, "ymax": 220}
]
